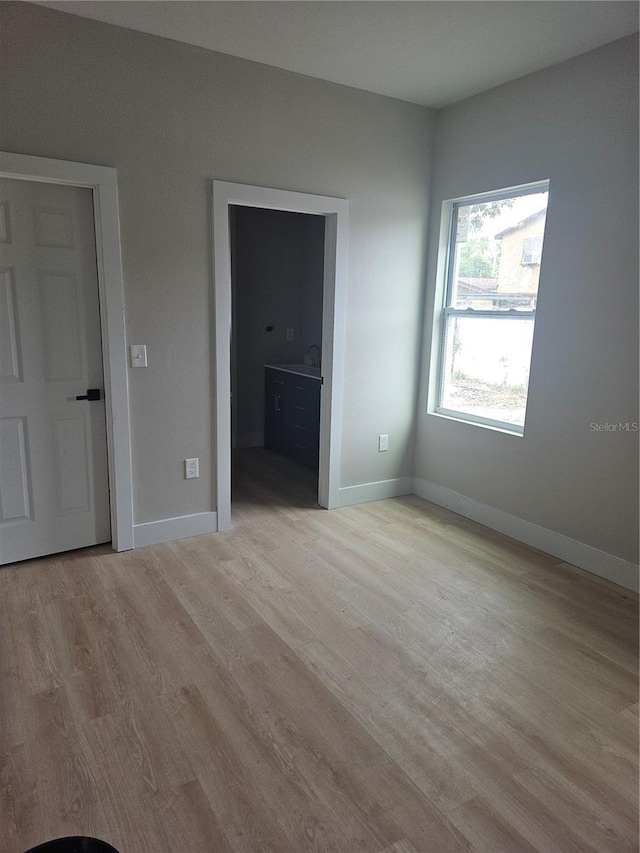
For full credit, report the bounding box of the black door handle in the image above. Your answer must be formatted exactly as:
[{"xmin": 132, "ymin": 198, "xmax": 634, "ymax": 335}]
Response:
[{"xmin": 76, "ymin": 388, "xmax": 101, "ymax": 401}]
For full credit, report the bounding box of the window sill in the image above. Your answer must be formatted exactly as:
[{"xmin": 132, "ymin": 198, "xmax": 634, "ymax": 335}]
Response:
[{"xmin": 428, "ymin": 408, "xmax": 524, "ymax": 437}]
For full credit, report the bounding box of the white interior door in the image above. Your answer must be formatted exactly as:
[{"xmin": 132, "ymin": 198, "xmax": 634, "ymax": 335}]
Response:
[{"xmin": 0, "ymin": 178, "xmax": 110, "ymax": 564}]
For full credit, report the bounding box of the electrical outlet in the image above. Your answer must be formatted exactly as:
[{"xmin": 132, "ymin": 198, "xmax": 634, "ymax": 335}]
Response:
[
  {"xmin": 378, "ymin": 434, "xmax": 389, "ymax": 452},
  {"xmin": 185, "ymin": 458, "xmax": 199, "ymax": 479},
  {"xmin": 286, "ymin": 328, "xmax": 294, "ymax": 341}
]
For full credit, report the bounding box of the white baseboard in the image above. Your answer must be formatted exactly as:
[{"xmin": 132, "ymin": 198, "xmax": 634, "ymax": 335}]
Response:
[
  {"xmin": 130, "ymin": 483, "xmax": 638, "ymax": 592},
  {"xmin": 412, "ymin": 477, "xmax": 639, "ymax": 593},
  {"xmin": 339, "ymin": 477, "xmax": 413, "ymax": 508},
  {"xmin": 133, "ymin": 511, "xmax": 218, "ymax": 548},
  {"xmin": 236, "ymin": 432, "xmax": 264, "ymax": 449}
]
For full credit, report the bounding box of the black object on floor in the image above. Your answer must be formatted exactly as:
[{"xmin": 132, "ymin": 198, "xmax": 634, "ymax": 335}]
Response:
[{"xmin": 24, "ymin": 838, "xmax": 120, "ymax": 853}]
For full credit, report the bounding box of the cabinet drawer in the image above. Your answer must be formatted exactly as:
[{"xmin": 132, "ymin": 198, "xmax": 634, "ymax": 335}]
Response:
[
  {"xmin": 289, "ymin": 426, "xmax": 319, "ymax": 467},
  {"xmin": 265, "ymin": 367, "xmax": 290, "ymax": 389},
  {"xmin": 292, "ymin": 375, "xmax": 319, "ymax": 399},
  {"xmin": 292, "ymin": 401, "xmax": 316, "ymax": 426}
]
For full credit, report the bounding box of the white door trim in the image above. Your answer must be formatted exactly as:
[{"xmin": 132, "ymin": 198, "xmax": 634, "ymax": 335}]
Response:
[
  {"xmin": 212, "ymin": 181, "xmax": 349, "ymax": 529},
  {"xmin": 0, "ymin": 151, "xmax": 134, "ymax": 551}
]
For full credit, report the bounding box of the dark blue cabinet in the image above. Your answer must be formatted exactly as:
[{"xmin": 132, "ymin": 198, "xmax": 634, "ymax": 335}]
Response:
[{"xmin": 264, "ymin": 367, "xmax": 320, "ymax": 468}]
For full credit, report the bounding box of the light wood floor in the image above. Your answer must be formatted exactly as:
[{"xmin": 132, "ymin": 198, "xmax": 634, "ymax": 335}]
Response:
[{"xmin": 1, "ymin": 449, "xmax": 638, "ymax": 853}]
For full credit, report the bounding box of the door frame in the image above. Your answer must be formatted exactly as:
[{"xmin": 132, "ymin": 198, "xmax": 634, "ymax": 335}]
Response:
[
  {"xmin": 0, "ymin": 151, "xmax": 134, "ymax": 551},
  {"xmin": 212, "ymin": 181, "xmax": 349, "ymax": 529}
]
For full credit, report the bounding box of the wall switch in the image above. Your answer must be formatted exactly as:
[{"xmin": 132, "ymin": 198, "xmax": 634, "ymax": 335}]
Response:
[
  {"xmin": 185, "ymin": 458, "xmax": 199, "ymax": 479},
  {"xmin": 286, "ymin": 328, "xmax": 294, "ymax": 341},
  {"xmin": 130, "ymin": 344, "xmax": 147, "ymax": 368},
  {"xmin": 378, "ymin": 434, "xmax": 389, "ymax": 452}
]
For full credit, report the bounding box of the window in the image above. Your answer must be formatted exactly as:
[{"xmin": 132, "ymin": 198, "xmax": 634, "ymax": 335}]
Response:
[
  {"xmin": 521, "ymin": 235, "xmax": 543, "ymax": 266},
  {"xmin": 435, "ymin": 181, "xmax": 549, "ymax": 434}
]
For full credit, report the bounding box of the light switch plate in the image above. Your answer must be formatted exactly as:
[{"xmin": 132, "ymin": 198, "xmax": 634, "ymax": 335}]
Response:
[
  {"xmin": 378, "ymin": 434, "xmax": 389, "ymax": 452},
  {"xmin": 130, "ymin": 344, "xmax": 147, "ymax": 368},
  {"xmin": 286, "ymin": 328, "xmax": 294, "ymax": 341}
]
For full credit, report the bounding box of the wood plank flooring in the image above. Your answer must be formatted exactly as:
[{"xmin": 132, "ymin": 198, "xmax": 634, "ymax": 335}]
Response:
[{"xmin": 1, "ymin": 448, "xmax": 638, "ymax": 853}]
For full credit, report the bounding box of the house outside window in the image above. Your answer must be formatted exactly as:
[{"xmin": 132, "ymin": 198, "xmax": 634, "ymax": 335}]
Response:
[{"xmin": 434, "ymin": 181, "xmax": 550, "ymax": 433}]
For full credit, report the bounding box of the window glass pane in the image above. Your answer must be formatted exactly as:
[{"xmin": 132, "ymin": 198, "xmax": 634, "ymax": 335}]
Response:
[
  {"xmin": 450, "ymin": 191, "xmax": 548, "ymax": 312},
  {"xmin": 440, "ymin": 315, "xmax": 534, "ymax": 427}
]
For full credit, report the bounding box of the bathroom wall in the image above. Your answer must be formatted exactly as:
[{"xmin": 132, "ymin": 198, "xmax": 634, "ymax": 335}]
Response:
[{"xmin": 298, "ymin": 214, "xmax": 325, "ymax": 368}]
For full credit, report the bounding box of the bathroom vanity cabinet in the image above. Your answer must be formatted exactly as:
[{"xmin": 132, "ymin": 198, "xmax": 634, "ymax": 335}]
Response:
[{"xmin": 264, "ymin": 365, "xmax": 321, "ymax": 468}]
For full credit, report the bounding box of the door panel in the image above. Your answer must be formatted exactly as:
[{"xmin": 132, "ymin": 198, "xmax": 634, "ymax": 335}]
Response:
[
  {"xmin": 52, "ymin": 412, "xmax": 91, "ymax": 514},
  {"xmin": 0, "ymin": 415, "xmax": 33, "ymax": 521},
  {"xmin": 0, "ymin": 178, "xmax": 110, "ymax": 564},
  {"xmin": 0, "ymin": 267, "xmax": 21, "ymax": 381},
  {"xmin": 39, "ymin": 270, "xmax": 84, "ymax": 379}
]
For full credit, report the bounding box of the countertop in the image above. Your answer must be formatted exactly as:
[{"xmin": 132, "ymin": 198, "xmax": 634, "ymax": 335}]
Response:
[{"xmin": 265, "ymin": 363, "xmax": 322, "ymax": 380}]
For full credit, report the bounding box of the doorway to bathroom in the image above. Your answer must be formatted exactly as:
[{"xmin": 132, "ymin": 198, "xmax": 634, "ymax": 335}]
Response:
[
  {"xmin": 213, "ymin": 182, "xmax": 349, "ymax": 529},
  {"xmin": 231, "ymin": 206, "xmax": 324, "ymax": 513}
]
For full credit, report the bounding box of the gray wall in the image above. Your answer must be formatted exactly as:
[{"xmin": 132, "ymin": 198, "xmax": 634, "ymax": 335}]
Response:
[
  {"xmin": 415, "ymin": 35, "xmax": 639, "ymax": 564},
  {"xmin": 0, "ymin": 2, "xmax": 433, "ymax": 522},
  {"xmin": 232, "ymin": 207, "xmax": 324, "ymax": 446}
]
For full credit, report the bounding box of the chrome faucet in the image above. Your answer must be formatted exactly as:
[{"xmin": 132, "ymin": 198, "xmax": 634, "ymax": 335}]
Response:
[{"xmin": 305, "ymin": 344, "xmax": 321, "ymax": 368}]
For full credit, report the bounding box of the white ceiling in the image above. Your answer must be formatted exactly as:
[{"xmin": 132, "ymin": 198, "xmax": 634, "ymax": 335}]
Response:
[{"xmin": 37, "ymin": 1, "xmax": 639, "ymax": 108}]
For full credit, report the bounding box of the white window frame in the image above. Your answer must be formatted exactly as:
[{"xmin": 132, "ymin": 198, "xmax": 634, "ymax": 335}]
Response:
[{"xmin": 431, "ymin": 179, "xmax": 550, "ymax": 436}]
